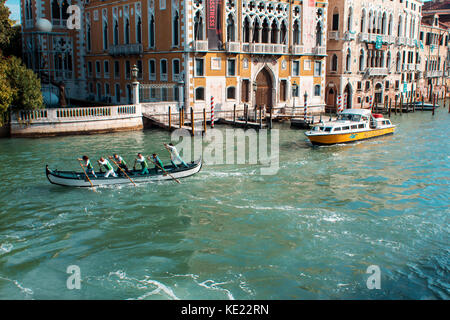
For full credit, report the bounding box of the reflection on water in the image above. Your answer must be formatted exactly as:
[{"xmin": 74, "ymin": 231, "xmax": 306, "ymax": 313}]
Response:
[{"xmin": 0, "ymin": 108, "xmax": 449, "ymax": 299}]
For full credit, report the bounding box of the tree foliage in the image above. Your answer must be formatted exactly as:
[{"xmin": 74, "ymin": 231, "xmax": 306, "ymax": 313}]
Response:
[
  {"xmin": 0, "ymin": 1, "xmax": 44, "ymax": 125},
  {"xmin": 6, "ymin": 56, "xmax": 44, "ymax": 112},
  {"xmin": 0, "ymin": 0, "xmax": 14, "ymax": 48}
]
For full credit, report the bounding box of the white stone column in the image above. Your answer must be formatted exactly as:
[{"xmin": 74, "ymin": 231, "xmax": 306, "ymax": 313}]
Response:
[{"xmin": 132, "ymin": 81, "xmax": 139, "ymax": 105}]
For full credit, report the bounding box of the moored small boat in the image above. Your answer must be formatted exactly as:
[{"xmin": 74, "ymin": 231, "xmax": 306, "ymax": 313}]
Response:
[
  {"xmin": 46, "ymin": 157, "xmax": 202, "ymax": 187},
  {"xmin": 305, "ymin": 109, "xmax": 395, "ymax": 146}
]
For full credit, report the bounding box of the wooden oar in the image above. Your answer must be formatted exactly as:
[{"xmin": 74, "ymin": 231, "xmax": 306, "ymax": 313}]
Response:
[
  {"xmin": 149, "ymin": 157, "xmax": 181, "ymax": 184},
  {"xmin": 78, "ymin": 161, "xmax": 96, "ymax": 191},
  {"xmin": 108, "ymin": 156, "xmax": 137, "ymax": 187}
]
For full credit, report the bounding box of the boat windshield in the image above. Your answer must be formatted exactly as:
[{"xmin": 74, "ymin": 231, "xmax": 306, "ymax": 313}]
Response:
[{"xmin": 337, "ymin": 114, "xmax": 362, "ymax": 122}]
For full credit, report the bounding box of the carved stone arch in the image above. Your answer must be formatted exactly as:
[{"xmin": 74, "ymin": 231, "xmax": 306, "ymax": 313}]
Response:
[{"xmin": 253, "ymin": 65, "xmax": 276, "ymax": 108}]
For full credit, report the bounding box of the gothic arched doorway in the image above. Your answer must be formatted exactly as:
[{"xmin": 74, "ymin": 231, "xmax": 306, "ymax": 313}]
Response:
[
  {"xmin": 344, "ymin": 83, "xmax": 352, "ymax": 109},
  {"xmin": 326, "ymin": 86, "xmax": 336, "ymax": 109},
  {"xmin": 255, "ymin": 68, "xmax": 273, "ymax": 108},
  {"xmin": 375, "ymin": 83, "xmax": 383, "ymax": 104}
]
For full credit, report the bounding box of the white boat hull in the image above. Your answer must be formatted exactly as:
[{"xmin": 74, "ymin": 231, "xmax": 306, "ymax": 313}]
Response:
[{"xmin": 46, "ymin": 158, "xmax": 202, "ymax": 187}]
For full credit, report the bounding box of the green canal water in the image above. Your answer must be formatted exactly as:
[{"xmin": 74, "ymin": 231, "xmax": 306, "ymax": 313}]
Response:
[{"xmin": 0, "ymin": 107, "xmax": 449, "ymax": 299}]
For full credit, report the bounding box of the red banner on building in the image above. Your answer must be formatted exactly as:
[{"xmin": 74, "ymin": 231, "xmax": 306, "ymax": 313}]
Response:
[{"xmin": 207, "ymin": 0, "xmax": 223, "ymax": 50}]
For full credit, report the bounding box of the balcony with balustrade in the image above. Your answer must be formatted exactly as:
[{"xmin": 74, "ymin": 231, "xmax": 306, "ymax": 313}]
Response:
[
  {"xmin": 424, "ymin": 70, "xmax": 443, "ymax": 78},
  {"xmin": 291, "ymin": 45, "xmax": 304, "ymax": 55},
  {"xmin": 343, "ymin": 31, "xmax": 356, "ymax": 41},
  {"xmin": 359, "ymin": 33, "xmax": 369, "ymax": 42},
  {"xmin": 242, "ymin": 43, "xmax": 288, "ymax": 55},
  {"xmin": 225, "ymin": 42, "xmax": 240, "ymax": 53},
  {"xmin": 397, "ymin": 37, "xmax": 406, "ymax": 46},
  {"xmin": 313, "ymin": 46, "xmax": 326, "ymax": 56},
  {"xmin": 328, "ymin": 31, "xmax": 340, "ymax": 41},
  {"xmin": 192, "ymin": 40, "xmax": 208, "ymax": 52},
  {"xmin": 367, "ymin": 67, "xmax": 388, "ymax": 77},
  {"xmin": 108, "ymin": 44, "xmax": 143, "ymax": 56}
]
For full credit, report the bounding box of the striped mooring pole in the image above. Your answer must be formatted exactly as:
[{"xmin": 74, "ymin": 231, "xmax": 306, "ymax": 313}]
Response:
[
  {"xmin": 304, "ymin": 99, "xmax": 307, "ymax": 122},
  {"xmin": 210, "ymin": 96, "xmax": 215, "ymax": 128}
]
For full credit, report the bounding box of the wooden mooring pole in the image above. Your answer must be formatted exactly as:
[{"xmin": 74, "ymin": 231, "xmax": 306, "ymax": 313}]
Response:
[
  {"xmin": 168, "ymin": 106, "xmax": 171, "ymax": 129},
  {"xmin": 432, "ymin": 94, "xmax": 436, "ymax": 116},
  {"xmin": 203, "ymin": 108, "xmax": 207, "ymax": 135},
  {"xmin": 190, "ymin": 107, "xmax": 195, "ymax": 135},
  {"xmin": 233, "ymin": 104, "xmax": 236, "ymax": 125},
  {"xmin": 245, "ymin": 104, "xmax": 249, "ymax": 127},
  {"xmin": 269, "ymin": 106, "xmax": 273, "ymax": 129},
  {"xmin": 394, "ymin": 96, "xmax": 398, "ymax": 115},
  {"xmin": 400, "ymin": 94, "xmax": 403, "ymax": 115},
  {"xmin": 388, "ymin": 98, "xmax": 391, "ymax": 118},
  {"xmin": 259, "ymin": 106, "xmax": 263, "ymax": 129}
]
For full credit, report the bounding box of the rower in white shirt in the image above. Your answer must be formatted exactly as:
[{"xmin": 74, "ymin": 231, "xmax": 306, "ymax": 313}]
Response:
[{"xmin": 164, "ymin": 143, "xmax": 189, "ymax": 169}]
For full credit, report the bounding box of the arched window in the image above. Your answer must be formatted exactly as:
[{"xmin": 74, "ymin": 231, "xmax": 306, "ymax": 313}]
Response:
[
  {"xmin": 398, "ymin": 16, "xmax": 403, "ymax": 37},
  {"xmin": 243, "ymin": 17, "xmax": 250, "ymax": 43},
  {"xmin": 368, "ymin": 11, "xmax": 372, "ymax": 33},
  {"xmin": 347, "ymin": 7, "xmax": 353, "ymax": 31},
  {"xmin": 52, "ymin": 0, "xmax": 61, "ymax": 21},
  {"xmin": 271, "ymin": 20, "xmax": 278, "ymax": 44},
  {"xmin": 280, "ymin": 21, "xmax": 287, "ymax": 44},
  {"xmin": 114, "ymin": 20, "xmax": 119, "ymax": 45},
  {"xmin": 359, "ymin": 49, "xmax": 365, "ymax": 71},
  {"xmin": 61, "ymin": 0, "xmax": 70, "ymax": 20},
  {"xmin": 396, "ymin": 52, "xmax": 401, "ymax": 72},
  {"xmin": 372, "ymin": 12, "xmax": 377, "ymax": 33},
  {"xmin": 361, "ymin": 9, "xmax": 366, "ymax": 33},
  {"xmin": 382, "ymin": 13, "xmax": 387, "ymax": 35},
  {"xmin": 149, "ymin": 14, "xmax": 155, "ymax": 47},
  {"xmin": 136, "ymin": 17, "xmax": 142, "ymax": 44},
  {"xmin": 388, "ymin": 14, "xmax": 393, "ymax": 36},
  {"xmin": 346, "ymin": 49, "xmax": 351, "ymax": 72},
  {"xmin": 331, "ymin": 54, "xmax": 338, "ymax": 72},
  {"xmin": 227, "ymin": 14, "xmax": 235, "ymax": 42},
  {"xmin": 262, "ymin": 19, "xmax": 270, "ymax": 43},
  {"xmin": 332, "ymin": 7, "xmax": 339, "ymax": 31},
  {"xmin": 194, "ymin": 12, "xmax": 203, "ymax": 40},
  {"xmin": 314, "ymin": 85, "xmax": 321, "ymax": 96},
  {"xmin": 125, "ymin": 18, "xmax": 130, "ymax": 44},
  {"xmin": 172, "ymin": 11, "xmax": 179, "ymax": 46},
  {"xmin": 253, "ymin": 20, "xmax": 260, "ymax": 43},
  {"xmin": 86, "ymin": 24, "xmax": 91, "ymax": 52},
  {"xmin": 293, "ymin": 20, "xmax": 301, "ymax": 45},
  {"xmin": 103, "ymin": 21, "xmax": 108, "ymax": 50},
  {"xmin": 316, "ymin": 22, "xmax": 322, "ymax": 46},
  {"xmin": 386, "ymin": 52, "xmax": 391, "ymax": 70}
]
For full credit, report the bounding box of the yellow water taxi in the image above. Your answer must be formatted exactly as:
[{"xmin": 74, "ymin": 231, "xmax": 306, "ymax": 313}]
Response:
[{"xmin": 305, "ymin": 109, "xmax": 396, "ymax": 145}]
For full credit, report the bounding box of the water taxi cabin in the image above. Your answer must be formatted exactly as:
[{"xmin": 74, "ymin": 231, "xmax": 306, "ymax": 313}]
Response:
[{"xmin": 305, "ymin": 109, "xmax": 395, "ymax": 145}]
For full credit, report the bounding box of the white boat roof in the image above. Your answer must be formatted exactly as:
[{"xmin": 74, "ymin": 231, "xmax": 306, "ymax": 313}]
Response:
[{"xmin": 340, "ymin": 109, "xmax": 372, "ymax": 116}]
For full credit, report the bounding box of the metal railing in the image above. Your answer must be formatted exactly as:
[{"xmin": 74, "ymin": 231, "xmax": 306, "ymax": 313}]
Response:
[{"xmin": 108, "ymin": 43, "xmax": 143, "ymax": 56}]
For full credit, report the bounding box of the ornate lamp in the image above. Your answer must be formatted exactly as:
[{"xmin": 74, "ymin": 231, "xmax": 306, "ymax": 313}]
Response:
[{"xmin": 131, "ymin": 64, "xmax": 139, "ymax": 81}]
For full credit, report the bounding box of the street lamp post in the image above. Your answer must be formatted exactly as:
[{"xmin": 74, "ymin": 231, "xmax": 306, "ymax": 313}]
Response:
[{"xmin": 131, "ymin": 64, "xmax": 139, "ymax": 105}]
